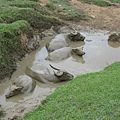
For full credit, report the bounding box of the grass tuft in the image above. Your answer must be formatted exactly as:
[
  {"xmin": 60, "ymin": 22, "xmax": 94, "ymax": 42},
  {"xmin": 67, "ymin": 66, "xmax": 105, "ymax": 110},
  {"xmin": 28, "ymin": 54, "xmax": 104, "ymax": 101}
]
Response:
[
  {"xmin": 110, "ymin": 0, "xmax": 120, "ymax": 3},
  {"xmin": 46, "ymin": 0, "xmax": 89, "ymax": 21},
  {"xmin": 79, "ymin": 0, "xmax": 112, "ymax": 6},
  {"xmin": 0, "ymin": 0, "xmax": 61, "ymax": 81},
  {"xmin": 0, "ymin": 106, "xmax": 5, "ymax": 118},
  {"xmin": 0, "ymin": 20, "xmax": 33, "ymax": 79},
  {"xmin": 0, "ymin": 8, "xmax": 60, "ymax": 29}
]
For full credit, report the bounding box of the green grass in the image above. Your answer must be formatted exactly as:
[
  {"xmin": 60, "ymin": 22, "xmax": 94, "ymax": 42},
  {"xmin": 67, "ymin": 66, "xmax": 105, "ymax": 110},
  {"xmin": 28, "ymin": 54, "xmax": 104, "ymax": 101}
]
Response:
[
  {"xmin": 0, "ymin": 20, "xmax": 33, "ymax": 38},
  {"xmin": 0, "ymin": 7, "xmax": 60, "ymax": 29},
  {"xmin": 0, "ymin": 0, "xmax": 52, "ymax": 15},
  {"xmin": 46, "ymin": 0, "xmax": 89, "ymax": 21},
  {"xmin": 0, "ymin": 110, "xmax": 2, "ymax": 117},
  {"xmin": 0, "ymin": 0, "xmax": 61, "ymax": 81},
  {"xmin": 110, "ymin": 0, "xmax": 120, "ymax": 3},
  {"xmin": 0, "ymin": 111, "xmax": 3, "ymax": 118},
  {"xmin": 20, "ymin": 62, "xmax": 120, "ymax": 120},
  {"xmin": 79, "ymin": 0, "xmax": 112, "ymax": 6},
  {"xmin": 0, "ymin": 0, "xmax": 38, "ymax": 8},
  {"xmin": 0, "ymin": 20, "xmax": 33, "ymax": 79},
  {"xmin": 0, "ymin": 107, "xmax": 5, "ymax": 118}
]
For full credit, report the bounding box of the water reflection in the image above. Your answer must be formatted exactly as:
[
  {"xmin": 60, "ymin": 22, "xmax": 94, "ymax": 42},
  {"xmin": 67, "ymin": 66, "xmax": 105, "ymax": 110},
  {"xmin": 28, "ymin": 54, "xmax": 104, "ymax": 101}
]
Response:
[
  {"xmin": 72, "ymin": 54, "xmax": 85, "ymax": 63},
  {"xmin": 69, "ymin": 40, "xmax": 85, "ymax": 48},
  {"xmin": 108, "ymin": 41, "xmax": 120, "ymax": 48}
]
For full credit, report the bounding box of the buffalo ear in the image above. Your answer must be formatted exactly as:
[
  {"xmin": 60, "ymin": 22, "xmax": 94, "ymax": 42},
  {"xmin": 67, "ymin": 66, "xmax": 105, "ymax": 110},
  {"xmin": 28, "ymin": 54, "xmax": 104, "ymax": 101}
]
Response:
[{"xmin": 54, "ymin": 71, "xmax": 63, "ymax": 77}]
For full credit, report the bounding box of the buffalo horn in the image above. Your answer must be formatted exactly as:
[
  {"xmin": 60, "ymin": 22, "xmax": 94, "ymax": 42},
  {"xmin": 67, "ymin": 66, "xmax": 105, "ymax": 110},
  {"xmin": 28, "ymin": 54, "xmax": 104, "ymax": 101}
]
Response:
[{"xmin": 49, "ymin": 64, "xmax": 60, "ymax": 71}]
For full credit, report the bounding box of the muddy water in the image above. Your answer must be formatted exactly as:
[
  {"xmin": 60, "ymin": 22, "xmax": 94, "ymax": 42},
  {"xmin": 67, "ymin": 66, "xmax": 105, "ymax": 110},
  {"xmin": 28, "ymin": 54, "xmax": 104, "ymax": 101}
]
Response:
[
  {"xmin": 0, "ymin": 31, "xmax": 120, "ymax": 119},
  {"xmin": 51, "ymin": 32, "xmax": 120, "ymax": 76}
]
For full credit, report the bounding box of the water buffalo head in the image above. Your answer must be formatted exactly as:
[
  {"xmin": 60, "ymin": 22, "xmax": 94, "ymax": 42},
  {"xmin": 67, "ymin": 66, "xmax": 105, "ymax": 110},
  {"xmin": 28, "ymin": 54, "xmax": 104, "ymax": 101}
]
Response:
[
  {"xmin": 68, "ymin": 28, "xmax": 85, "ymax": 41},
  {"xmin": 5, "ymin": 75, "xmax": 36, "ymax": 98},
  {"xmin": 50, "ymin": 64, "xmax": 74, "ymax": 81},
  {"xmin": 72, "ymin": 47, "xmax": 85, "ymax": 56},
  {"xmin": 5, "ymin": 83, "xmax": 23, "ymax": 98}
]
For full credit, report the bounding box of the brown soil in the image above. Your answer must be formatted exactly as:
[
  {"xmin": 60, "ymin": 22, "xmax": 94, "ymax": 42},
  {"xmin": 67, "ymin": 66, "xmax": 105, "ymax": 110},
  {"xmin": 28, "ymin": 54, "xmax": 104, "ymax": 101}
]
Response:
[{"xmin": 40, "ymin": 0, "xmax": 120, "ymax": 32}]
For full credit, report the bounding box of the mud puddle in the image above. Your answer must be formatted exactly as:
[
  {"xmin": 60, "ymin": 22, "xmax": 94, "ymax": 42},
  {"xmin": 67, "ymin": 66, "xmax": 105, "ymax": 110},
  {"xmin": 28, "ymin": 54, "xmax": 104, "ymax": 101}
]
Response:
[{"xmin": 0, "ymin": 29, "xmax": 120, "ymax": 120}]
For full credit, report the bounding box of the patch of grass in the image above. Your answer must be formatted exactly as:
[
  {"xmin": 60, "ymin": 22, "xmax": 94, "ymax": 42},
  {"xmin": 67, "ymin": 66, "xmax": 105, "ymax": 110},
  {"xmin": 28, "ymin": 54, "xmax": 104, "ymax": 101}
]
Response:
[
  {"xmin": 110, "ymin": 0, "xmax": 120, "ymax": 3},
  {"xmin": 46, "ymin": 0, "xmax": 89, "ymax": 21},
  {"xmin": 0, "ymin": 0, "xmax": 52, "ymax": 15},
  {"xmin": 0, "ymin": 110, "xmax": 3, "ymax": 117},
  {"xmin": 0, "ymin": 0, "xmax": 61, "ymax": 81},
  {"xmin": 0, "ymin": 0, "xmax": 38, "ymax": 7},
  {"xmin": 0, "ymin": 8, "xmax": 60, "ymax": 30},
  {"xmin": 79, "ymin": 0, "xmax": 112, "ymax": 6},
  {"xmin": 9, "ymin": 0, "xmax": 52, "ymax": 15},
  {"xmin": 0, "ymin": 20, "xmax": 33, "ymax": 38},
  {"xmin": 0, "ymin": 111, "xmax": 4, "ymax": 118},
  {"xmin": 20, "ymin": 62, "xmax": 120, "ymax": 120},
  {"xmin": 0, "ymin": 20, "xmax": 33, "ymax": 79},
  {"xmin": 0, "ymin": 106, "xmax": 5, "ymax": 118}
]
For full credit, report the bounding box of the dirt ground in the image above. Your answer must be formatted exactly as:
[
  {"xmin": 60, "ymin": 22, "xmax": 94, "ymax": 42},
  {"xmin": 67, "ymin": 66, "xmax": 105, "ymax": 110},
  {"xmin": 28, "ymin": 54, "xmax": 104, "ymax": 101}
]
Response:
[{"xmin": 40, "ymin": 0, "xmax": 120, "ymax": 32}]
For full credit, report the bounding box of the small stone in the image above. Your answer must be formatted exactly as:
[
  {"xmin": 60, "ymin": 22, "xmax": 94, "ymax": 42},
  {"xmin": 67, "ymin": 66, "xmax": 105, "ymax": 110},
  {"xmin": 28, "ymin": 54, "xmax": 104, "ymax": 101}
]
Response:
[{"xmin": 91, "ymin": 15, "xmax": 95, "ymax": 19}]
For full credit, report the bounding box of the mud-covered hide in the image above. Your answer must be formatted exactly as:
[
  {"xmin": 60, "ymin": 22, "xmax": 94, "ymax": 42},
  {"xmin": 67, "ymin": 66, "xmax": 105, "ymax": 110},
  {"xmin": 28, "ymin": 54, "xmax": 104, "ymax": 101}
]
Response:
[
  {"xmin": 31, "ymin": 60, "xmax": 52, "ymax": 74},
  {"xmin": 108, "ymin": 33, "xmax": 120, "ymax": 42},
  {"xmin": 46, "ymin": 47, "xmax": 85, "ymax": 62},
  {"xmin": 46, "ymin": 47, "xmax": 72, "ymax": 61},
  {"xmin": 46, "ymin": 34, "xmax": 69, "ymax": 52},
  {"xmin": 68, "ymin": 32, "xmax": 85, "ymax": 41},
  {"xmin": 25, "ymin": 65, "xmax": 74, "ymax": 84},
  {"xmin": 72, "ymin": 47, "xmax": 85, "ymax": 56},
  {"xmin": 5, "ymin": 75, "xmax": 36, "ymax": 98}
]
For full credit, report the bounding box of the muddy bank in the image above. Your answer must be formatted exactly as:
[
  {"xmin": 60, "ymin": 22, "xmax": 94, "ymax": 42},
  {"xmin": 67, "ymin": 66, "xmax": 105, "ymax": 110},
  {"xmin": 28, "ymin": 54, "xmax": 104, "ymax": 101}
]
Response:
[
  {"xmin": 0, "ymin": 24, "xmax": 61, "ymax": 83},
  {"xmin": 1, "ymin": 25, "xmax": 120, "ymax": 120},
  {"xmin": 68, "ymin": 0, "xmax": 120, "ymax": 32},
  {"xmin": 0, "ymin": 0, "xmax": 62, "ymax": 82}
]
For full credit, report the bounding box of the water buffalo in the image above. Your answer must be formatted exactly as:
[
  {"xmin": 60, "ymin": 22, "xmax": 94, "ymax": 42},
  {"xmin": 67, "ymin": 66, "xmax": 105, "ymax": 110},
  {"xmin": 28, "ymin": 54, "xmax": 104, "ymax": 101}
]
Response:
[
  {"xmin": 25, "ymin": 64, "xmax": 74, "ymax": 84},
  {"xmin": 32, "ymin": 60, "xmax": 52, "ymax": 74},
  {"xmin": 46, "ymin": 47, "xmax": 85, "ymax": 61},
  {"xmin": 5, "ymin": 75, "xmax": 36, "ymax": 98},
  {"xmin": 46, "ymin": 34, "xmax": 69, "ymax": 52}
]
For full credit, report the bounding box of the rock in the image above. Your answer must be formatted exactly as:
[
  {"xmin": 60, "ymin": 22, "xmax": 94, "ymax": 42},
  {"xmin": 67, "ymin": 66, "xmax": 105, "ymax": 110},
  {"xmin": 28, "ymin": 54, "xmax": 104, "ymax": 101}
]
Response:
[
  {"xmin": 42, "ymin": 27, "xmax": 56, "ymax": 37},
  {"xmin": 68, "ymin": 32, "xmax": 85, "ymax": 41},
  {"xmin": 91, "ymin": 15, "xmax": 95, "ymax": 19},
  {"xmin": 108, "ymin": 33, "xmax": 120, "ymax": 42}
]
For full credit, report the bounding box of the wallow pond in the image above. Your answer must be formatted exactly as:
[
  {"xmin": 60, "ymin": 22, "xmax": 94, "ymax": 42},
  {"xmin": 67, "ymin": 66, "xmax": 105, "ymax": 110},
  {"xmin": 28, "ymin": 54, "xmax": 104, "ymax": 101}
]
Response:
[{"xmin": 0, "ymin": 27, "xmax": 120, "ymax": 119}]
